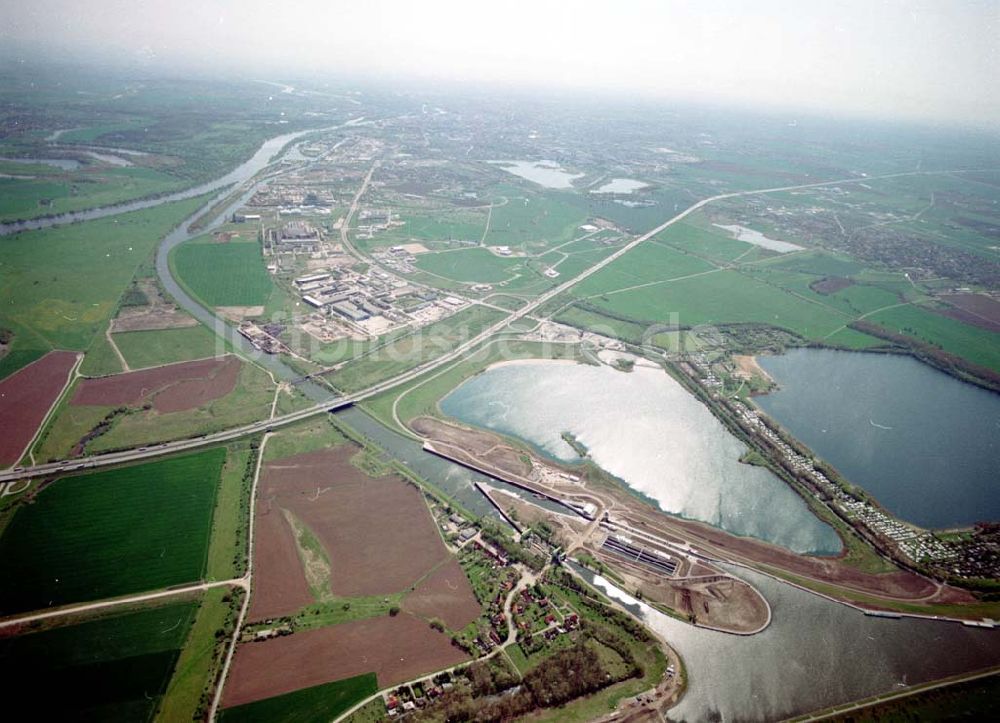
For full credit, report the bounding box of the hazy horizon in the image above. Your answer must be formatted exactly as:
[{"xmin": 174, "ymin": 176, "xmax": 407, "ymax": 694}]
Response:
[{"xmin": 2, "ymin": 0, "xmax": 998, "ymax": 129}]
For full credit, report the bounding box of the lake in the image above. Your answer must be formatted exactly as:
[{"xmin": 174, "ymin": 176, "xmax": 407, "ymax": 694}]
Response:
[
  {"xmin": 756, "ymin": 348, "xmax": 1000, "ymax": 529},
  {"xmin": 440, "ymin": 360, "xmax": 842, "ymax": 554},
  {"xmin": 489, "ymin": 160, "xmax": 583, "ymax": 189},
  {"xmin": 713, "ymin": 223, "xmax": 804, "ymax": 253},
  {"xmin": 593, "ymin": 178, "xmax": 649, "ymax": 194}
]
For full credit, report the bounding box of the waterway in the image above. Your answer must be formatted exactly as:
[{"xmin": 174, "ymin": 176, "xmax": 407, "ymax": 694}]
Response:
[
  {"xmin": 593, "ymin": 178, "xmax": 649, "ymax": 194},
  {"xmin": 756, "ymin": 348, "xmax": 1000, "ymax": 529},
  {"xmin": 488, "ymin": 160, "xmax": 583, "ymax": 189},
  {"xmin": 439, "ymin": 360, "xmax": 842, "ymax": 554},
  {"xmin": 573, "ymin": 563, "xmax": 1000, "ymax": 721},
  {"xmin": 0, "ymin": 156, "xmax": 80, "ymax": 171},
  {"xmin": 713, "ymin": 223, "xmax": 803, "ymax": 253},
  {"xmin": 0, "ymin": 128, "xmax": 331, "ymax": 236}
]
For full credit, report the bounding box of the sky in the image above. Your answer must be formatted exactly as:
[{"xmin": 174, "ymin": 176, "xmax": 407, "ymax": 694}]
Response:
[{"xmin": 3, "ymin": 0, "xmax": 998, "ymax": 127}]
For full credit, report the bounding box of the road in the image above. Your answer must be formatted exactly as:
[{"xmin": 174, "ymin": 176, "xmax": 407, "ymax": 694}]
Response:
[
  {"xmin": 0, "ymin": 167, "xmax": 981, "ymax": 485},
  {"xmin": 208, "ymin": 431, "xmax": 270, "ymax": 721},
  {"xmin": 0, "ymin": 577, "xmax": 244, "ymax": 630}
]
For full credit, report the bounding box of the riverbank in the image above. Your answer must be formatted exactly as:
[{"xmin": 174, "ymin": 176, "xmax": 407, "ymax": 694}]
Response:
[{"xmin": 408, "ymin": 410, "xmax": 996, "ymax": 621}]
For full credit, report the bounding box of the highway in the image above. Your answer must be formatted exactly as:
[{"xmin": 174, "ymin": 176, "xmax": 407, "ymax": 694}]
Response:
[{"xmin": 0, "ymin": 167, "xmax": 973, "ymax": 485}]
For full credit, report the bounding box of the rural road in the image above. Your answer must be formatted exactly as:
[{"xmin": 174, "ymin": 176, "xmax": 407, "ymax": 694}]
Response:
[
  {"xmin": 1, "ymin": 167, "xmax": 987, "ymax": 486},
  {"xmin": 0, "ymin": 577, "xmax": 244, "ymax": 630}
]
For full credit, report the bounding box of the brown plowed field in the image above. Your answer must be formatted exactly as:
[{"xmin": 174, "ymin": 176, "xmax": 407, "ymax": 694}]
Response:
[
  {"xmin": 939, "ymin": 293, "xmax": 1000, "ymax": 332},
  {"xmin": 222, "ymin": 613, "xmax": 468, "ymax": 708},
  {"xmin": 248, "ymin": 498, "xmax": 313, "ymax": 621},
  {"xmin": 0, "ymin": 351, "xmax": 78, "ymax": 466},
  {"xmin": 249, "ymin": 446, "xmax": 453, "ymax": 618},
  {"xmin": 403, "ymin": 558, "xmax": 481, "ymax": 630},
  {"xmin": 70, "ymin": 355, "xmax": 239, "ymax": 413}
]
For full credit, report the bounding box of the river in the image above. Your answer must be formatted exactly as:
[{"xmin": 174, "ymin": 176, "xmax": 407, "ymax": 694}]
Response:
[
  {"xmin": 1, "ymin": 123, "xmax": 354, "ymax": 393},
  {"xmin": 0, "ymin": 127, "xmax": 336, "ymax": 236},
  {"xmin": 573, "ymin": 563, "xmax": 1000, "ymax": 721},
  {"xmin": 439, "ymin": 360, "xmax": 842, "ymax": 554},
  {"xmin": 756, "ymin": 348, "xmax": 1000, "ymax": 529}
]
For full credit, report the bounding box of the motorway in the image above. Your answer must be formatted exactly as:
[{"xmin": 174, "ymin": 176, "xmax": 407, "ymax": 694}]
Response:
[{"xmin": 0, "ymin": 167, "xmax": 977, "ymax": 485}]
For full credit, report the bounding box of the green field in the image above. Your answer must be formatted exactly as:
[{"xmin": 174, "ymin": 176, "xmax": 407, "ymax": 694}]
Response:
[
  {"xmin": 865, "ymin": 303, "xmax": 1000, "ymax": 372},
  {"xmin": 0, "ymin": 448, "xmax": 226, "ymax": 614},
  {"xmin": 219, "ymin": 673, "xmax": 378, "ymax": 723},
  {"xmin": 656, "ymin": 217, "xmax": 763, "ymax": 264},
  {"xmin": 0, "ymin": 600, "xmax": 198, "ymax": 722},
  {"xmin": 483, "ymin": 189, "xmax": 589, "ymax": 252},
  {"xmin": 263, "ymin": 416, "xmax": 348, "ymax": 462},
  {"xmin": 80, "ymin": 332, "xmax": 127, "ymax": 376},
  {"xmin": 113, "ymin": 324, "xmax": 222, "ymax": 369},
  {"xmin": 573, "ymin": 241, "xmax": 717, "ymax": 296},
  {"xmin": 414, "ymin": 247, "xmax": 523, "ymax": 283},
  {"xmin": 394, "ymin": 210, "xmax": 487, "ymax": 242},
  {"xmin": 171, "ymin": 240, "xmax": 273, "ymax": 307},
  {"xmin": 0, "ymin": 165, "xmax": 187, "ymax": 223},
  {"xmin": 571, "ymin": 268, "xmax": 850, "ymax": 338},
  {"xmin": 0, "ymin": 196, "xmax": 207, "ymax": 375}
]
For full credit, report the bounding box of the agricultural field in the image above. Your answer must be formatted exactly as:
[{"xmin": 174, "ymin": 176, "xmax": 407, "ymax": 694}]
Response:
[
  {"xmin": 572, "ymin": 241, "xmax": 717, "ymax": 297},
  {"xmin": 35, "ymin": 356, "xmax": 273, "ymax": 459},
  {"xmin": 0, "ymin": 349, "xmax": 78, "ymax": 466},
  {"xmin": 481, "ymin": 189, "xmax": 589, "ymax": 252},
  {"xmin": 112, "ymin": 324, "xmax": 222, "ymax": 369},
  {"xmin": 414, "ymin": 247, "xmax": 523, "ymax": 283},
  {"xmin": 249, "ymin": 445, "xmax": 468, "ymax": 617},
  {"xmin": 219, "ymin": 673, "xmax": 378, "ymax": 723},
  {"xmin": 71, "ymin": 355, "xmax": 240, "ymax": 411},
  {"xmin": 0, "ymin": 601, "xmax": 198, "ymax": 722},
  {"xmin": 0, "ymin": 163, "xmax": 188, "ymax": 223},
  {"xmin": 225, "ymin": 438, "xmax": 481, "ymax": 712},
  {"xmin": 171, "ymin": 238, "xmax": 273, "ymax": 308},
  {"xmin": 262, "ymin": 416, "xmax": 349, "ymax": 463},
  {"xmin": 0, "ymin": 196, "xmax": 208, "ymax": 373},
  {"xmin": 223, "ymin": 615, "xmax": 466, "ymax": 708},
  {"xmin": 863, "ymin": 303, "xmax": 1000, "ymax": 373},
  {"xmin": 0, "ymin": 448, "xmax": 225, "ymax": 614},
  {"xmin": 572, "ymin": 268, "xmax": 850, "ymax": 338}
]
